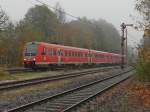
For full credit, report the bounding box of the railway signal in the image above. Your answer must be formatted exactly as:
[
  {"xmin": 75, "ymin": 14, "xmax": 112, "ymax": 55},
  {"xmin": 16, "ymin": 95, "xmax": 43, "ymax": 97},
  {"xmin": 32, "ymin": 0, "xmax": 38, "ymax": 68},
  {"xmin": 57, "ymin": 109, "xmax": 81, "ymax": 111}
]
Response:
[{"xmin": 120, "ymin": 23, "xmax": 133, "ymax": 69}]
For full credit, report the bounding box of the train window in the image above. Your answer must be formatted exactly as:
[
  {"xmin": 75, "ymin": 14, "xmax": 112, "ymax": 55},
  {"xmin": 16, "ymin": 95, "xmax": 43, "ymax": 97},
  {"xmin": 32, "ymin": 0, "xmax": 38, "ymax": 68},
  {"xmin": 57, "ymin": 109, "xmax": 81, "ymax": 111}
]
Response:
[
  {"xmin": 49, "ymin": 49, "xmax": 53, "ymax": 56},
  {"xmin": 78, "ymin": 52, "xmax": 80, "ymax": 57},
  {"xmin": 65, "ymin": 51, "xmax": 67, "ymax": 56},
  {"xmin": 68, "ymin": 51, "xmax": 69, "ymax": 56},
  {"xmin": 61, "ymin": 51, "xmax": 63, "ymax": 56},
  {"xmin": 79, "ymin": 52, "xmax": 81, "ymax": 57},
  {"xmin": 69, "ymin": 51, "xmax": 71, "ymax": 56},
  {"xmin": 53, "ymin": 49, "xmax": 56, "ymax": 56},
  {"xmin": 100, "ymin": 55, "xmax": 104, "ymax": 58},
  {"xmin": 25, "ymin": 43, "xmax": 37, "ymax": 56},
  {"xmin": 95, "ymin": 54, "xmax": 97, "ymax": 58},
  {"xmin": 99, "ymin": 55, "xmax": 101, "ymax": 58},
  {"xmin": 71, "ymin": 52, "xmax": 73, "ymax": 56},
  {"xmin": 42, "ymin": 47, "xmax": 46, "ymax": 55},
  {"xmin": 86, "ymin": 53, "xmax": 88, "ymax": 57},
  {"xmin": 88, "ymin": 53, "xmax": 91, "ymax": 57},
  {"xmin": 70, "ymin": 52, "xmax": 72, "ymax": 57},
  {"xmin": 72, "ymin": 52, "xmax": 74, "ymax": 56},
  {"xmin": 75, "ymin": 52, "xmax": 77, "ymax": 57},
  {"xmin": 76, "ymin": 52, "xmax": 78, "ymax": 57}
]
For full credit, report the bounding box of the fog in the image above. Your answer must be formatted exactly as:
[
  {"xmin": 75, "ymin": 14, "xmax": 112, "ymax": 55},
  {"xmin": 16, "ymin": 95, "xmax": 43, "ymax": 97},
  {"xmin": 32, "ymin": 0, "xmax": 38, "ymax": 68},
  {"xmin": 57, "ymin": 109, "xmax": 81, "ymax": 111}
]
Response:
[{"xmin": 0, "ymin": 0, "xmax": 143, "ymax": 47}]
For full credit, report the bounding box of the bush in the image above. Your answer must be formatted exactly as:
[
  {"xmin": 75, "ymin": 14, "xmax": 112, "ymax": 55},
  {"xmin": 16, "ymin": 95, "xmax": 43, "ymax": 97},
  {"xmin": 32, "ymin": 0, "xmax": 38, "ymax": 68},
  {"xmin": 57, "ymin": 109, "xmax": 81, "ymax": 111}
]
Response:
[{"xmin": 134, "ymin": 58, "xmax": 150, "ymax": 82}]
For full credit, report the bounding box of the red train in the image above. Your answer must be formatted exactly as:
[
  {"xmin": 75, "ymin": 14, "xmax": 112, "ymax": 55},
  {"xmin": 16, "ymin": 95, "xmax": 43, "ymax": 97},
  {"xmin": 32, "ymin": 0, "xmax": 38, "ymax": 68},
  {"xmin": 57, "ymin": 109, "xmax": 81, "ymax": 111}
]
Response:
[{"xmin": 23, "ymin": 42, "xmax": 121, "ymax": 69}]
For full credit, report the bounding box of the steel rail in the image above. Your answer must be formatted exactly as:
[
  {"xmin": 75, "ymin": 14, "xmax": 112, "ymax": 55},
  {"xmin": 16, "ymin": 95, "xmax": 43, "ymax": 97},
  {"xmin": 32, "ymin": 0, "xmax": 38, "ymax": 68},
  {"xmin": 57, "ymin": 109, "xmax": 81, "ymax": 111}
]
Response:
[
  {"xmin": 4, "ymin": 69, "xmax": 132, "ymax": 112},
  {"xmin": 6, "ymin": 66, "xmax": 118, "ymax": 74},
  {"xmin": 6, "ymin": 68, "xmax": 33, "ymax": 74},
  {"xmin": 0, "ymin": 67, "xmax": 116, "ymax": 91},
  {"xmin": 63, "ymin": 72, "xmax": 131, "ymax": 112}
]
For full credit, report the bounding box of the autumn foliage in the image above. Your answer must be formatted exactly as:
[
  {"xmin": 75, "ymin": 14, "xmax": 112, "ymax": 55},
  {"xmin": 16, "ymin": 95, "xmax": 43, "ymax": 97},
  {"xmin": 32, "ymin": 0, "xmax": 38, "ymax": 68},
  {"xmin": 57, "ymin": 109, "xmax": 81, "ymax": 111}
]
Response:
[{"xmin": 0, "ymin": 5, "xmax": 121, "ymax": 67}]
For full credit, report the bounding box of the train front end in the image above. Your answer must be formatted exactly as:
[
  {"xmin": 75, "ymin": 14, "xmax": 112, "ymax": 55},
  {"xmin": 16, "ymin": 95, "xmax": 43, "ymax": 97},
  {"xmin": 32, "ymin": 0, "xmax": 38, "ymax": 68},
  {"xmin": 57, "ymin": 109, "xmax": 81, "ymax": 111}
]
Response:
[{"xmin": 23, "ymin": 42, "xmax": 38, "ymax": 69}]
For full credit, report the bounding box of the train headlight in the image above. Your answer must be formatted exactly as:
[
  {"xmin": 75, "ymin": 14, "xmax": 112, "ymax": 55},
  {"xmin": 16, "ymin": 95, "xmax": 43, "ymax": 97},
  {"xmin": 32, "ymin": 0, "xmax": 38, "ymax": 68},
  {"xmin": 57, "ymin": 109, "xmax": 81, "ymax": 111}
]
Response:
[{"xmin": 33, "ymin": 58, "xmax": 36, "ymax": 61}]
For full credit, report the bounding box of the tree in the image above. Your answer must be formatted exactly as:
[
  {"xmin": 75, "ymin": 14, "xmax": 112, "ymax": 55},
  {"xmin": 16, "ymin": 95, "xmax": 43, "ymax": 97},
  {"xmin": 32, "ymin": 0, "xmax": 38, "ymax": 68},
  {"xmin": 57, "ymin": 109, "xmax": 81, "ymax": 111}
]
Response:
[
  {"xmin": 24, "ymin": 5, "xmax": 59, "ymax": 42},
  {"xmin": 0, "ymin": 7, "xmax": 8, "ymax": 30},
  {"xmin": 135, "ymin": 0, "xmax": 150, "ymax": 28},
  {"xmin": 135, "ymin": 0, "xmax": 150, "ymax": 45},
  {"xmin": 134, "ymin": 0, "xmax": 150, "ymax": 81},
  {"xmin": 54, "ymin": 2, "xmax": 66, "ymax": 24},
  {"xmin": 65, "ymin": 18, "xmax": 121, "ymax": 52}
]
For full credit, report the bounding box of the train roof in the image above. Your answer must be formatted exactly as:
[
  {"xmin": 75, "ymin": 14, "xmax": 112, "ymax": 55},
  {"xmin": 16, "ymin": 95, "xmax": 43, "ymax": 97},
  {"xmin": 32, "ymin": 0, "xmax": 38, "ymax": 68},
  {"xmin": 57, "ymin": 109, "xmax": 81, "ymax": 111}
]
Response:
[
  {"xmin": 90, "ymin": 49, "xmax": 121, "ymax": 56},
  {"xmin": 26, "ymin": 42, "xmax": 121, "ymax": 56},
  {"xmin": 27, "ymin": 42, "xmax": 89, "ymax": 51}
]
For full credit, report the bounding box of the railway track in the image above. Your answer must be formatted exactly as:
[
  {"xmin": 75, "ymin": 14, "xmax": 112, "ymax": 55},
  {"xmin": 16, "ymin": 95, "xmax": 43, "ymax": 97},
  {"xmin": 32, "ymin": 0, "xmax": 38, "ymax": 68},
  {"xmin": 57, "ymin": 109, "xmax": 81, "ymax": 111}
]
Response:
[
  {"xmin": 6, "ymin": 68, "xmax": 33, "ymax": 74},
  {"xmin": 3, "ymin": 69, "xmax": 132, "ymax": 112},
  {"xmin": 0, "ymin": 67, "xmax": 119, "ymax": 91},
  {"xmin": 6, "ymin": 66, "xmax": 120, "ymax": 74}
]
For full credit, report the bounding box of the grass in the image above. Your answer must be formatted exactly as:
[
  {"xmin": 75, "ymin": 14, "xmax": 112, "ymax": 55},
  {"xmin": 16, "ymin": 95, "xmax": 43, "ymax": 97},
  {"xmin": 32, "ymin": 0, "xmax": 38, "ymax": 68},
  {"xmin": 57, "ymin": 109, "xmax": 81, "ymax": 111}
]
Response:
[
  {"xmin": 0, "ymin": 79, "xmax": 71, "ymax": 100},
  {"xmin": 133, "ymin": 58, "xmax": 150, "ymax": 82},
  {"xmin": 12, "ymin": 70, "xmax": 64, "ymax": 80},
  {"xmin": 0, "ymin": 71, "xmax": 101, "ymax": 100},
  {"xmin": 0, "ymin": 68, "xmax": 16, "ymax": 80},
  {"xmin": 0, "ymin": 66, "xmax": 65, "ymax": 81}
]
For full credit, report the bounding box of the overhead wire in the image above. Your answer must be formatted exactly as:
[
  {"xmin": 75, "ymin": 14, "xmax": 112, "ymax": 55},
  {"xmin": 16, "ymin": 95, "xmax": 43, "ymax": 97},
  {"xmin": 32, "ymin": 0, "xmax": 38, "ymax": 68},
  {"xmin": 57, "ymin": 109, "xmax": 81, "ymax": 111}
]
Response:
[
  {"xmin": 29, "ymin": 0, "xmax": 139, "ymax": 46},
  {"xmin": 26, "ymin": 0, "xmax": 36, "ymax": 6},
  {"xmin": 34, "ymin": 0, "xmax": 80, "ymax": 20}
]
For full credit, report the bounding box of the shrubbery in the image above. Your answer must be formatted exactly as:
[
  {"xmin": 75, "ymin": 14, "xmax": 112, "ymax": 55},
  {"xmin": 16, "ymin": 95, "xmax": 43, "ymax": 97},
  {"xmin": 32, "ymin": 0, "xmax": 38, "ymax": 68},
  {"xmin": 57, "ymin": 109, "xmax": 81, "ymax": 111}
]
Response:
[{"xmin": 134, "ymin": 58, "xmax": 150, "ymax": 82}]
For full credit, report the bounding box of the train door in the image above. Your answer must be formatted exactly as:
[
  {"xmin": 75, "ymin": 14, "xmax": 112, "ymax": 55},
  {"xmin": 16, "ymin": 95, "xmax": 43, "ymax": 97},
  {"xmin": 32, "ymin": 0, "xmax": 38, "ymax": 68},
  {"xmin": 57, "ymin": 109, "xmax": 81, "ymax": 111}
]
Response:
[
  {"xmin": 58, "ymin": 48, "xmax": 61, "ymax": 65},
  {"xmin": 88, "ymin": 50, "xmax": 92, "ymax": 65},
  {"xmin": 41, "ymin": 47, "xmax": 46, "ymax": 62}
]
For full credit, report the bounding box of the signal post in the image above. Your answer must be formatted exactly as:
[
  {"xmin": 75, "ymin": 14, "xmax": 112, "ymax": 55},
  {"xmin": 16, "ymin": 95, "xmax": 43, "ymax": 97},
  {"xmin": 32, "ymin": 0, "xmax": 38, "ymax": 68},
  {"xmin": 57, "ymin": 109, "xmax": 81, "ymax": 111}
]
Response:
[{"xmin": 120, "ymin": 23, "xmax": 133, "ymax": 69}]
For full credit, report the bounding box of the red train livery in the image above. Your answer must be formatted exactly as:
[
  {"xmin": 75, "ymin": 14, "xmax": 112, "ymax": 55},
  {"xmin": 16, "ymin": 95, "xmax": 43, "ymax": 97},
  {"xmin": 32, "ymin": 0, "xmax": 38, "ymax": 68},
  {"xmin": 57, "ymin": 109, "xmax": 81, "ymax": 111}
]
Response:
[{"xmin": 23, "ymin": 42, "xmax": 121, "ymax": 69}]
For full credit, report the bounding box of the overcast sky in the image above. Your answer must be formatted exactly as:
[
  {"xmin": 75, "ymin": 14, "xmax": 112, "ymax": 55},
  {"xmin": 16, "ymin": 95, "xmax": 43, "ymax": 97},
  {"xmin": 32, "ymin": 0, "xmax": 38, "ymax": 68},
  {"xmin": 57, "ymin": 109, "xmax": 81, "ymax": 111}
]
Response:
[{"xmin": 0, "ymin": 0, "xmax": 143, "ymax": 47}]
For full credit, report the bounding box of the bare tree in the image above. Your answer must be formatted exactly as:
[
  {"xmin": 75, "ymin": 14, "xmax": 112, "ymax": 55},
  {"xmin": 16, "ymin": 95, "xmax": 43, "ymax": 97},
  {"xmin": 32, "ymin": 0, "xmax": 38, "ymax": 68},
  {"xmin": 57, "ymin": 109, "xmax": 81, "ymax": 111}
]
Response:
[
  {"xmin": 54, "ymin": 2, "xmax": 66, "ymax": 24},
  {"xmin": 0, "ymin": 7, "xmax": 8, "ymax": 30},
  {"xmin": 135, "ymin": 0, "xmax": 150, "ymax": 29}
]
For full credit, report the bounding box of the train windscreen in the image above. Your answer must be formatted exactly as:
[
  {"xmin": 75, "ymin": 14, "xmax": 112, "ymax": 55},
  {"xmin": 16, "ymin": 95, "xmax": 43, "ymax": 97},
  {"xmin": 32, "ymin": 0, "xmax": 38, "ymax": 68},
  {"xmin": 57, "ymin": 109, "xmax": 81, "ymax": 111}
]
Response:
[{"xmin": 24, "ymin": 43, "xmax": 37, "ymax": 56}]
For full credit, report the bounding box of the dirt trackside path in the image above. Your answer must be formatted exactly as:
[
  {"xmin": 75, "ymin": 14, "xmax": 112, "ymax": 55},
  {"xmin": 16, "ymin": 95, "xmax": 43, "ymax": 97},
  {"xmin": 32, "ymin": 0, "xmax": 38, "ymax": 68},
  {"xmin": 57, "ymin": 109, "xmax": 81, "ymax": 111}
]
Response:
[{"xmin": 79, "ymin": 77, "xmax": 150, "ymax": 112}]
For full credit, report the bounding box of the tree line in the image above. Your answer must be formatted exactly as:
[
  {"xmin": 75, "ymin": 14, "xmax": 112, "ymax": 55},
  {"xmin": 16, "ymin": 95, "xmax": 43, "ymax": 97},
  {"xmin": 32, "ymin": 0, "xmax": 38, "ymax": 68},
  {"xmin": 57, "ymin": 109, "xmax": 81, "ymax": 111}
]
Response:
[
  {"xmin": 0, "ymin": 5, "xmax": 121, "ymax": 66},
  {"xmin": 134, "ymin": 0, "xmax": 150, "ymax": 81}
]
